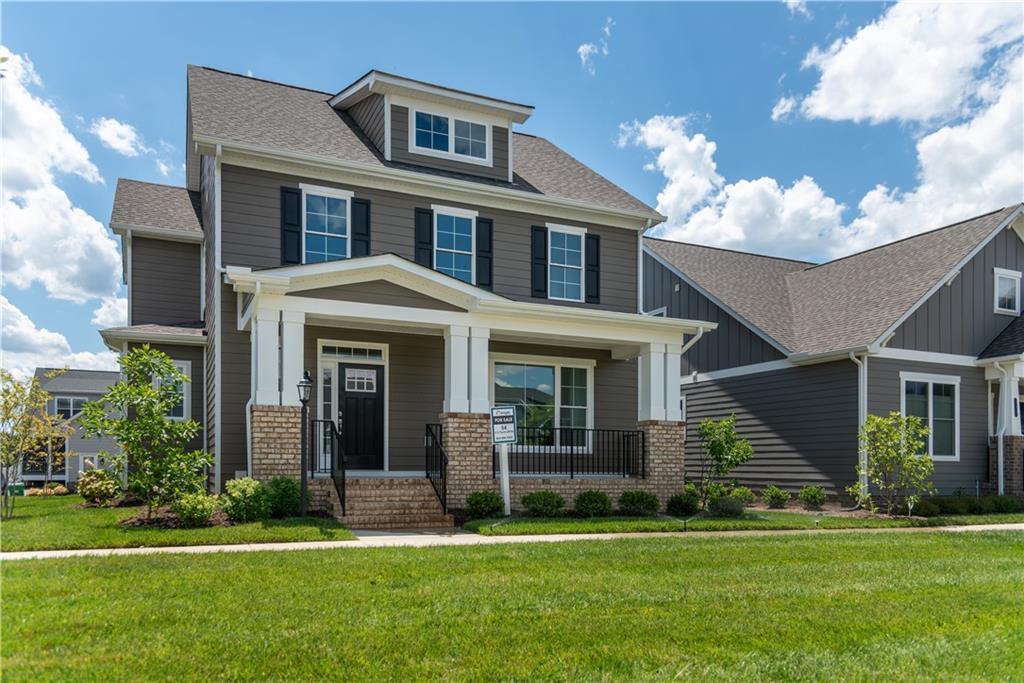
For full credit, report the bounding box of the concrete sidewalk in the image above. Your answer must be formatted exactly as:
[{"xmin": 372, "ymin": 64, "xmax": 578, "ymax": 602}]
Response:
[{"xmin": 2, "ymin": 522, "xmax": 1022, "ymax": 561}]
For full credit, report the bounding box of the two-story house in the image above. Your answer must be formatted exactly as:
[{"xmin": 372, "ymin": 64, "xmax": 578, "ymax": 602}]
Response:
[
  {"xmin": 644, "ymin": 204, "xmax": 1024, "ymax": 498},
  {"xmin": 102, "ymin": 67, "xmax": 712, "ymax": 526}
]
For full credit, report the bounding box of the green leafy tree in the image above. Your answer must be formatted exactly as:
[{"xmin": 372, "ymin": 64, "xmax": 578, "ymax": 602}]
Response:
[
  {"xmin": 848, "ymin": 411, "xmax": 935, "ymax": 516},
  {"xmin": 0, "ymin": 370, "xmax": 74, "ymax": 519},
  {"xmin": 80, "ymin": 346, "xmax": 211, "ymax": 518},
  {"xmin": 693, "ymin": 415, "xmax": 754, "ymax": 509}
]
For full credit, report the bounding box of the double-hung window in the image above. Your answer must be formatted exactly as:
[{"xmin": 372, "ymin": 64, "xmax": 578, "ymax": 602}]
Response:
[
  {"xmin": 901, "ymin": 372, "xmax": 959, "ymax": 461},
  {"xmin": 157, "ymin": 360, "xmax": 191, "ymax": 421},
  {"xmin": 548, "ymin": 225, "xmax": 585, "ymax": 302},
  {"xmin": 433, "ymin": 205, "xmax": 476, "ymax": 284},
  {"xmin": 492, "ymin": 356, "xmax": 594, "ymax": 447},
  {"xmin": 54, "ymin": 397, "xmax": 87, "ymax": 420},
  {"xmin": 301, "ymin": 184, "xmax": 352, "ymax": 264},
  {"xmin": 994, "ymin": 268, "xmax": 1021, "ymax": 315},
  {"xmin": 412, "ymin": 109, "xmax": 490, "ymax": 164}
]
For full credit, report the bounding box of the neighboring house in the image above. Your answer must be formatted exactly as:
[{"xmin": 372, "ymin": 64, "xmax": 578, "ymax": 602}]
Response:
[
  {"xmin": 101, "ymin": 67, "xmax": 711, "ymax": 525},
  {"xmin": 23, "ymin": 369, "xmax": 120, "ymax": 487},
  {"xmin": 644, "ymin": 204, "xmax": 1024, "ymax": 497}
]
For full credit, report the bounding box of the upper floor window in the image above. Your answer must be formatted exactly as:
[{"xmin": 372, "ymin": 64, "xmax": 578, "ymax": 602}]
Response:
[
  {"xmin": 301, "ymin": 184, "xmax": 352, "ymax": 264},
  {"xmin": 411, "ymin": 109, "xmax": 490, "ymax": 165},
  {"xmin": 156, "ymin": 360, "xmax": 191, "ymax": 421},
  {"xmin": 994, "ymin": 267, "xmax": 1021, "ymax": 315},
  {"xmin": 433, "ymin": 205, "xmax": 476, "ymax": 284},
  {"xmin": 548, "ymin": 225, "xmax": 585, "ymax": 302},
  {"xmin": 54, "ymin": 397, "xmax": 86, "ymax": 420},
  {"xmin": 901, "ymin": 372, "xmax": 959, "ymax": 461}
]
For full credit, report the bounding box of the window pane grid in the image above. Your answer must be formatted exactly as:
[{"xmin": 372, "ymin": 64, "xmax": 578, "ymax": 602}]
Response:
[
  {"xmin": 454, "ymin": 119, "xmax": 487, "ymax": 159},
  {"xmin": 305, "ymin": 193, "xmax": 348, "ymax": 264},
  {"xmin": 415, "ymin": 112, "xmax": 449, "ymax": 152},
  {"xmin": 435, "ymin": 213, "xmax": 474, "ymax": 283},
  {"xmin": 904, "ymin": 378, "xmax": 956, "ymax": 458},
  {"xmin": 549, "ymin": 230, "xmax": 583, "ymax": 301}
]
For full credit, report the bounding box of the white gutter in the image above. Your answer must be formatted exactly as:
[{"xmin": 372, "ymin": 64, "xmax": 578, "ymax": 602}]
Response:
[
  {"xmin": 680, "ymin": 326, "xmax": 706, "ymax": 356},
  {"xmin": 993, "ymin": 361, "xmax": 1007, "ymax": 495},
  {"xmin": 849, "ymin": 352, "xmax": 868, "ymax": 490}
]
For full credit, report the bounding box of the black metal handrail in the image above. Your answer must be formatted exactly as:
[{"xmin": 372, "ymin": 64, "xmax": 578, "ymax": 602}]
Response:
[
  {"xmin": 311, "ymin": 419, "xmax": 346, "ymax": 516},
  {"xmin": 424, "ymin": 423, "xmax": 448, "ymax": 513},
  {"xmin": 492, "ymin": 427, "xmax": 645, "ymax": 478}
]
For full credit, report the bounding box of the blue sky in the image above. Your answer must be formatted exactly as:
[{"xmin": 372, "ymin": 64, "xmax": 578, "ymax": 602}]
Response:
[{"xmin": 3, "ymin": 2, "xmax": 1022, "ymax": 376}]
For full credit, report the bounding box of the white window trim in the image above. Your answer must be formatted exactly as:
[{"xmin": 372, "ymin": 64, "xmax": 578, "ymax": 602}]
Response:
[
  {"xmin": 167, "ymin": 360, "xmax": 192, "ymax": 422},
  {"xmin": 546, "ymin": 224, "xmax": 587, "ymax": 303},
  {"xmin": 317, "ymin": 339, "xmax": 390, "ymax": 472},
  {"xmin": 899, "ymin": 371, "xmax": 960, "ymax": 462},
  {"xmin": 53, "ymin": 395, "xmax": 88, "ymax": 419},
  {"xmin": 299, "ymin": 183, "xmax": 354, "ymax": 265},
  {"xmin": 432, "ymin": 204, "xmax": 478, "ymax": 285},
  {"xmin": 993, "ymin": 267, "xmax": 1021, "ymax": 315},
  {"xmin": 409, "ymin": 106, "xmax": 493, "ymax": 167},
  {"xmin": 488, "ymin": 352, "xmax": 596, "ymax": 451}
]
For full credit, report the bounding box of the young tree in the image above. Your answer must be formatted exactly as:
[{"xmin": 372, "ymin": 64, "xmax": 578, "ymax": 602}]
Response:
[
  {"xmin": 848, "ymin": 411, "xmax": 935, "ymax": 516},
  {"xmin": 0, "ymin": 370, "xmax": 73, "ymax": 519},
  {"xmin": 79, "ymin": 346, "xmax": 211, "ymax": 518},
  {"xmin": 693, "ymin": 415, "xmax": 754, "ymax": 509}
]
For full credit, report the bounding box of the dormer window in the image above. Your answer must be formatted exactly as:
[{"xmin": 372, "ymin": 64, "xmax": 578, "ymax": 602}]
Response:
[
  {"xmin": 411, "ymin": 108, "xmax": 490, "ymax": 165},
  {"xmin": 414, "ymin": 112, "xmax": 449, "ymax": 152},
  {"xmin": 454, "ymin": 120, "xmax": 486, "ymax": 159}
]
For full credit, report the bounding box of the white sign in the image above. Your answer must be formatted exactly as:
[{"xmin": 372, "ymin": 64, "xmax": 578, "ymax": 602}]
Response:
[{"xmin": 490, "ymin": 406, "xmax": 518, "ymax": 445}]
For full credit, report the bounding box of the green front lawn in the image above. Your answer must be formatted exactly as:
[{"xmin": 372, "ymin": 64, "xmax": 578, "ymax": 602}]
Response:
[
  {"xmin": 4, "ymin": 532, "xmax": 1023, "ymax": 680},
  {"xmin": 0, "ymin": 495, "xmax": 354, "ymax": 551},
  {"xmin": 466, "ymin": 510, "xmax": 1024, "ymax": 535}
]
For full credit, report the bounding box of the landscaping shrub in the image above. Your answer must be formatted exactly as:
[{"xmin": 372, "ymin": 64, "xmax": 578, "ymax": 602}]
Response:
[
  {"xmin": 266, "ymin": 476, "xmax": 302, "ymax": 518},
  {"xmin": 730, "ymin": 486, "xmax": 756, "ymax": 506},
  {"xmin": 693, "ymin": 415, "xmax": 754, "ymax": 509},
  {"xmin": 707, "ymin": 494, "xmax": 745, "ymax": 518},
  {"xmin": 762, "ymin": 485, "xmax": 790, "ymax": 509},
  {"xmin": 932, "ymin": 496, "xmax": 969, "ymax": 515},
  {"xmin": 26, "ymin": 484, "xmax": 69, "ymax": 496},
  {"xmin": 171, "ymin": 492, "xmax": 219, "ymax": 527},
  {"xmin": 619, "ymin": 491, "xmax": 660, "ymax": 516},
  {"xmin": 849, "ymin": 411, "xmax": 935, "ymax": 515},
  {"xmin": 706, "ymin": 481, "xmax": 729, "ymax": 504},
  {"xmin": 913, "ymin": 499, "xmax": 941, "ymax": 517},
  {"xmin": 798, "ymin": 485, "xmax": 827, "ymax": 511},
  {"xmin": 574, "ymin": 490, "xmax": 612, "ymax": 517},
  {"xmin": 222, "ymin": 478, "xmax": 271, "ymax": 522},
  {"xmin": 666, "ymin": 491, "xmax": 700, "ymax": 517},
  {"xmin": 466, "ymin": 490, "xmax": 504, "ymax": 519},
  {"xmin": 521, "ymin": 490, "xmax": 565, "ymax": 517},
  {"xmin": 991, "ymin": 495, "xmax": 1024, "ymax": 513},
  {"xmin": 925, "ymin": 494, "xmax": 1023, "ymax": 516},
  {"xmin": 77, "ymin": 469, "xmax": 121, "ymax": 506}
]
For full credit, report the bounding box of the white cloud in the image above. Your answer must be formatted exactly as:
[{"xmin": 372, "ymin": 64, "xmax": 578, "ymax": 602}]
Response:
[
  {"xmin": 89, "ymin": 116, "xmax": 152, "ymax": 157},
  {"xmin": 90, "ymin": 297, "xmax": 128, "ymax": 328},
  {"xmin": 800, "ymin": 2, "xmax": 1023, "ymax": 123},
  {"xmin": 771, "ymin": 96, "xmax": 797, "ymax": 122},
  {"xmin": 577, "ymin": 17, "xmax": 614, "ymax": 75},
  {"xmin": 1, "ymin": 297, "xmax": 117, "ymax": 379},
  {"xmin": 785, "ymin": 0, "xmax": 811, "ymax": 19},
  {"xmin": 155, "ymin": 159, "xmax": 172, "ymax": 176},
  {"xmin": 1, "ymin": 46, "xmax": 122, "ymax": 304}
]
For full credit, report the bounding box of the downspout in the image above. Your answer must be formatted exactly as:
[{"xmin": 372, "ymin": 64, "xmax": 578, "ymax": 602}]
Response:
[
  {"xmin": 993, "ymin": 361, "xmax": 1007, "ymax": 496},
  {"xmin": 680, "ymin": 326, "xmax": 705, "ymax": 355},
  {"xmin": 637, "ymin": 219, "xmax": 652, "ymax": 313},
  {"xmin": 849, "ymin": 352, "xmax": 868, "ymax": 492}
]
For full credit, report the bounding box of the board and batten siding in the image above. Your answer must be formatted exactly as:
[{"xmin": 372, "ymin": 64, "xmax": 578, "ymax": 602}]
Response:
[
  {"xmin": 130, "ymin": 238, "xmax": 201, "ymax": 325},
  {"xmin": 346, "ymin": 94, "xmax": 386, "ymax": 156},
  {"xmin": 220, "ymin": 164, "xmax": 638, "ymax": 313},
  {"xmin": 867, "ymin": 358, "xmax": 989, "ymax": 494},
  {"xmin": 684, "ymin": 361, "xmax": 859, "ymax": 494},
  {"xmin": 389, "ymin": 105, "xmax": 510, "ymax": 182},
  {"xmin": 643, "ymin": 252, "xmax": 784, "ymax": 374},
  {"xmin": 890, "ymin": 227, "xmax": 1024, "ymax": 355}
]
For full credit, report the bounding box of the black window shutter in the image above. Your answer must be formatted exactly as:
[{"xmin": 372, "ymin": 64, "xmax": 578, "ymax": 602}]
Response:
[
  {"xmin": 351, "ymin": 198, "xmax": 371, "ymax": 257},
  {"xmin": 476, "ymin": 218, "xmax": 493, "ymax": 290},
  {"xmin": 531, "ymin": 226, "xmax": 548, "ymax": 298},
  {"xmin": 280, "ymin": 187, "xmax": 302, "ymax": 265},
  {"xmin": 585, "ymin": 233, "xmax": 600, "ymax": 304},
  {"xmin": 414, "ymin": 208, "xmax": 434, "ymax": 268}
]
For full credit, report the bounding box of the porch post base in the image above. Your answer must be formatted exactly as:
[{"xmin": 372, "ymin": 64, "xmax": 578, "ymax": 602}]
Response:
[
  {"xmin": 250, "ymin": 405, "xmax": 302, "ymax": 481},
  {"xmin": 637, "ymin": 420, "xmax": 687, "ymax": 501},
  {"xmin": 439, "ymin": 412, "xmax": 495, "ymax": 511},
  {"xmin": 988, "ymin": 436, "xmax": 1024, "ymax": 496}
]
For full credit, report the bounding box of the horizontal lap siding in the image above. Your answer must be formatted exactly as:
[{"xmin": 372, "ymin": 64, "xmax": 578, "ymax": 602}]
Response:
[
  {"xmin": 643, "ymin": 252, "xmax": 784, "ymax": 373},
  {"xmin": 131, "ymin": 238, "xmax": 201, "ymax": 325},
  {"xmin": 684, "ymin": 361, "xmax": 858, "ymax": 494},
  {"xmin": 346, "ymin": 94, "xmax": 386, "ymax": 155},
  {"xmin": 891, "ymin": 228, "xmax": 1024, "ymax": 355},
  {"xmin": 867, "ymin": 358, "xmax": 989, "ymax": 494},
  {"xmin": 390, "ymin": 105, "xmax": 509, "ymax": 182},
  {"xmin": 128, "ymin": 343, "xmax": 205, "ymax": 453}
]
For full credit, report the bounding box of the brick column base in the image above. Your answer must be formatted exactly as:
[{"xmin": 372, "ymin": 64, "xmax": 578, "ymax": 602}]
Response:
[
  {"xmin": 988, "ymin": 436, "xmax": 1024, "ymax": 496},
  {"xmin": 440, "ymin": 412, "xmax": 495, "ymax": 510},
  {"xmin": 250, "ymin": 405, "xmax": 302, "ymax": 481},
  {"xmin": 638, "ymin": 420, "xmax": 687, "ymax": 502}
]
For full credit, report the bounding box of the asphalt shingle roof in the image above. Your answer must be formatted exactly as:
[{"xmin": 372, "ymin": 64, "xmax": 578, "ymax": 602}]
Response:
[
  {"xmin": 110, "ymin": 179, "xmax": 202, "ymax": 236},
  {"xmin": 187, "ymin": 65, "xmax": 657, "ymax": 217},
  {"xmin": 979, "ymin": 315, "xmax": 1024, "ymax": 359},
  {"xmin": 646, "ymin": 205, "xmax": 1024, "ymax": 356}
]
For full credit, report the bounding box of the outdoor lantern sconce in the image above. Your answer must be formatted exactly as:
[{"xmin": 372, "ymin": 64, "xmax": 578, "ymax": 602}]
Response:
[
  {"xmin": 297, "ymin": 370, "xmax": 312, "ymax": 516},
  {"xmin": 297, "ymin": 370, "xmax": 312, "ymax": 405}
]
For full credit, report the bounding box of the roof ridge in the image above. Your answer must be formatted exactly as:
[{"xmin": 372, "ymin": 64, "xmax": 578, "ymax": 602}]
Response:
[
  {"xmin": 118, "ymin": 178, "xmax": 191, "ymax": 192},
  {"xmin": 644, "ymin": 235, "xmax": 817, "ymax": 266},
  {"xmin": 189, "ymin": 64, "xmax": 333, "ymax": 97}
]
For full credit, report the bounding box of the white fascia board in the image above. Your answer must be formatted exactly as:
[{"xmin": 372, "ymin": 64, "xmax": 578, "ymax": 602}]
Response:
[
  {"xmin": 787, "ymin": 346, "xmax": 871, "ymax": 365},
  {"xmin": 197, "ymin": 137, "xmax": 664, "ymax": 230},
  {"xmin": 475, "ymin": 299, "xmax": 714, "ymax": 339},
  {"xmin": 111, "ymin": 222, "xmax": 204, "ymax": 244},
  {"xmin": 100, "ymin": 329, "xmax": 207, "ymax": 347},
  {"xmin": 976, "ymin": 353, "xmax": 1024, "ymax": 366},
  {"xmin": 872, "ymin": 347, "xmax": 980, "ymax": 367}
]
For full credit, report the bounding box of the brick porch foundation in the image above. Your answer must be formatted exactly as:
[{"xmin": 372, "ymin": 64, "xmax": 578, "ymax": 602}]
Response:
[
  {"xmin": 250, "ymin": 405, "xmax": 302, "ymax": 480},
  {"xmin": 988, "ymin": 436, "xmax": 1024, "ymax": 496}
]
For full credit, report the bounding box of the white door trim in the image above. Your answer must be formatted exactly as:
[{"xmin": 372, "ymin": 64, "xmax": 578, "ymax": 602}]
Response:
[{"xmin": 317, "ymin": 339, "xmax": 390, "ymax": 471}]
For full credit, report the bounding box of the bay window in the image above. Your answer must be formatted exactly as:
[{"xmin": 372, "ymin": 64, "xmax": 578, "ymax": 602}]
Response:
[{"xmin": 901, "ymin": 372, "xmax": 959, "ymax": 461}]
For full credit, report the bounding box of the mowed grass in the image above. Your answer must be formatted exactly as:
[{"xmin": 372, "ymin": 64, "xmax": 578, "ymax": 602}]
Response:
[
  {"xmin": 0, "ymin": 495, "xmax": 354, "ymax": 551},
  {"xmin": 465, "ymin": 510, "xmax": 1024, "ymax": 535},
  {"xmin": 3, "ymin": 532, "xmax": 1023, "ymax": 681}
]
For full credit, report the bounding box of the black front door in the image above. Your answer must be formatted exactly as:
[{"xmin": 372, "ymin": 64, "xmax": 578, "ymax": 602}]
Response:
[{"xmin": 338, "ymin": 363, "xmax": 385, "ymax": 470}]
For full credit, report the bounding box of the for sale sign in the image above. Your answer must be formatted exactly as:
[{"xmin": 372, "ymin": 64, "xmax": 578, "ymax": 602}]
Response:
[{"xmin": 490, "ymin": 406, "xmax": 518, "ymax": 445}]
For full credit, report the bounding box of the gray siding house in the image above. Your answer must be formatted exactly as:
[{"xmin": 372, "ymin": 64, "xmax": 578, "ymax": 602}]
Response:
[
  {"xmin": 101, "ymin": 67, "xmax": 711, "ymax": 526},
  {"xmin": 645, "ymin": 205, "xmax": 1024, "ymax": 496}
]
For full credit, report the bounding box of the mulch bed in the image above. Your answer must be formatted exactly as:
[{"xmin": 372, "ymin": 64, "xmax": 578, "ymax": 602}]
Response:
[{"xmin": 120, "ymin": 507, "xmax": 234, "ymax": 529}]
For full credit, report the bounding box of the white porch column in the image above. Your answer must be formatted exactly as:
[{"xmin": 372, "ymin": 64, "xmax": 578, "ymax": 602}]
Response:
[
  {"xmin": 444, "ymin": 325, "xmax": 470, "ymax": 413},
  {"xmin": 280, "ymin": 310, "xmax": 305, "ymax": 407},
  {"xmin": 664, "ymin": 342, "xmax": 683, "ymax": 422},
  {"xmin": 254, "ymin": 309, "xmax": 280, "ymax": 405},
  {"xmin": 468, "ymin": 327, "xmax": 491, "ymax": 414},
  {"xmin": 990, "ymin": 363, "xmax": 1024, "ymax": 437},
  {"xmin": 639, "ymin": 342, "xmax": 667, "ymax": 421}
]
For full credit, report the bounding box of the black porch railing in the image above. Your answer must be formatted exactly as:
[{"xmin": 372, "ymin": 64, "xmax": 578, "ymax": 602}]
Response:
[
  {"xmin": 310, "ymin": 419, "xmax": 346, "ymax": 516},
  {"xmin": 492, "ymin": 427, "xmax": 645, "ymax": 478},
  {"xmin": 424, "ymin": 423, "xmax": 448, "ymax": 513}
]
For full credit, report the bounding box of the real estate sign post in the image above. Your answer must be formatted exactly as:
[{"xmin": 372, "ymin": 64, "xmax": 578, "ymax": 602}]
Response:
[{"xmin": 490, "ymin": 406, "xmax": 517, "ymax": 516}]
